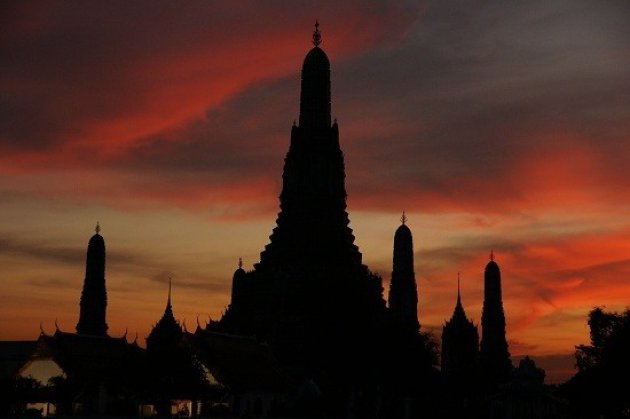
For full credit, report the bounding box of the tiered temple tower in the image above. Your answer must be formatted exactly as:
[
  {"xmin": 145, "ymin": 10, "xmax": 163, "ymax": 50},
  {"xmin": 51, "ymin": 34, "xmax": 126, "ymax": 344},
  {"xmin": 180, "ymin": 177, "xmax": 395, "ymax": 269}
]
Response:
[
  {"xmin": 256, "ymin": 21, "xmax": 361, "ymax": 272},
  {"xmin": 480, "ymin": 251, "xmax": 512, "ymax": 386},
  {"xmin": 76, "ymin": 223, "xmax": 108, "ymax": 336},
  {"xmin": 441, "ymin": 276, "xmax": 479, "ymax": 380},
  {"xmin": 388, "ymin": 213, "xmax": 419, "ymax": 334},
  {"xmin": 219, "ymin": 22, "xmax": 385, "ymax": 381}
]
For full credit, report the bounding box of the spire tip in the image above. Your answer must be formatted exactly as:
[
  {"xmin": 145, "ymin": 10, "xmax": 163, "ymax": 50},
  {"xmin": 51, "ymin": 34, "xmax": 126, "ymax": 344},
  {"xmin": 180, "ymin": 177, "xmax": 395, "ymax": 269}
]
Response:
[
  {"xmin": 95, "ymin": 221, "xmax": 101, "ymax": 234},
  {"xmin": 167, "ymin": 277, "xmax": 172, "ymax": 307},
  {"xmin": 401, "ymin": 211, "xmax": 407, "ymax": 225},
  {"xmin": 490, "ymin": 249, "xmax": 495, "ymax": 261},
  {"xmin": 312, "ymin": 19, "xmax": 321, "ymax": 47}
]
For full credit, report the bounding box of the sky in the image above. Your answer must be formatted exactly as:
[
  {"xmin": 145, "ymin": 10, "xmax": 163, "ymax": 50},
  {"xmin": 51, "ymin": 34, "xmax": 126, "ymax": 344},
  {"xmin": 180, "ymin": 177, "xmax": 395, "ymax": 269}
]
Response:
[{"xmin": 1, "ymin": 0, "xmax": 629, "ymax": 383}]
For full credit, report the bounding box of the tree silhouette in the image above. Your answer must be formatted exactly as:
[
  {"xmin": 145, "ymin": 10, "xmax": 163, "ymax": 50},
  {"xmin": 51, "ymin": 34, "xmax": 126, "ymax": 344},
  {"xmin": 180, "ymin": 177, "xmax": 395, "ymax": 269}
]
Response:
[
  {"xmin": 563, "ymin": 307, "xmax": 630, "ymax": 418},
  {"xmin": 0, "ymin": 376, "xmax": 42, "ymax": 416}
]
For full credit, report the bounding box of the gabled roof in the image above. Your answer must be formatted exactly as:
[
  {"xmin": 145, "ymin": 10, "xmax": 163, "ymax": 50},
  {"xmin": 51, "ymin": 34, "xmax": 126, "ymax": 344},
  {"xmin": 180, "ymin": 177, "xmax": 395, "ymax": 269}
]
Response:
[
  {"xmin": 30, "ymin": 330, "xmax": 145, "ymax": 383},
  {"xmin": 192, "ymin": 329, "xmax": 293, "ymax": 393},
  {"xmin": 0, "ymin": 340, "xmax": 37, "ymax": 378}
]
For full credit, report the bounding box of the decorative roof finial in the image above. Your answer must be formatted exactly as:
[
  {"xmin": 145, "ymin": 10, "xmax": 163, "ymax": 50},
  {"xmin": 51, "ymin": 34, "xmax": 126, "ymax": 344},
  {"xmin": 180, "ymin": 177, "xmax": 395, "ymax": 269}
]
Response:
[
  {"xmin": 312, "ymin": 20, "xmax": 321, "ymax": 47},
  {"xmin": 490, "ymin": 249, "xmax": 495, "ymax": 261},
  {"xmin": 457, "ymin": 272, "xmax": 461, "ymax": 300},
  {"xmin": 401, "ymin": 211, "xmax": 407, "ymax": 225},
  {"xmin": 95, "ymin": 221, "xmax": 101, "ymax": 234},
  {"xmin": 167, "ymin": 277, "xmax": 172, "ymax": 307},
  {"xmin": 55, "ymin": 318, "xmax": 60, "ymax": 331},
  {"xmin": 238, "ymin": 257, "xmax": 243, "ymax": 269},
  {"xmin": 39, "ymin": 321, "xmax": 45, "ymax": 335}
]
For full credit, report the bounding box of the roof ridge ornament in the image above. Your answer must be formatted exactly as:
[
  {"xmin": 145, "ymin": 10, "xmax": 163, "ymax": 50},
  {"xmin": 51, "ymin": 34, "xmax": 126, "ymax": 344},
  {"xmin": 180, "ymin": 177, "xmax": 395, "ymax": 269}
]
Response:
[
  {"xmin": 312, "ymin": 20, "xmax": 321, "ymax": 47},
  {"xmin": 401, "ymin": 211, "xmax": 407, "ymax": 225}
]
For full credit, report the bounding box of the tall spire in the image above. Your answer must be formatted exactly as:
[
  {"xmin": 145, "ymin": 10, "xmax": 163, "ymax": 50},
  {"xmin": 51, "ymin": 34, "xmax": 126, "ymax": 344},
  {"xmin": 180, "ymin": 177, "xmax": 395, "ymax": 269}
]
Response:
[
  {"xmin": 452, "ymin": 273, "xmax": 466, "ymax": 319},
  {"xmin": 388, "ymin": 216, "xmax": 419, "ymax": 333},
  {"xmin": 76, "ymin": 225, "xmax": 108, "ymax": 336},
  {"xmin": 259, "ymin": 20, "xmax": 356, "ymax": 269},
  {"xmin": 480, "ymin": 252, "xmax": 512, "ymax": 386}
]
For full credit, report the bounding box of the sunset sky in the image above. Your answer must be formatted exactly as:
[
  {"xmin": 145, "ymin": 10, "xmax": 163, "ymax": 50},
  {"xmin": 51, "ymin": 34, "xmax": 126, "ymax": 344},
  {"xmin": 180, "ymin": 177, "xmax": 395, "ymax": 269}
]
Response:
[{"xmin": 1, "ymin": 1, "xmax": 629, "ymax": 383}]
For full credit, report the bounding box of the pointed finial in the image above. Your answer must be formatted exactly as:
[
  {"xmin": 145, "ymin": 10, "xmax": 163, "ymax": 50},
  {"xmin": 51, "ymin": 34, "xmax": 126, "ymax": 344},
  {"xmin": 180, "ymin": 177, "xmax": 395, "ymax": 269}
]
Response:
[
  {"xmin": 95, "ymin": 221, "xmax": 101, "ymax": 234},
  {"xmin": 238, "ymin": 257, "xmax": 243, "ymax": 269},
  {"xmin": 167, "ymin": 277, "xmax": 172, "ymax": 307},
  {"xmin": 312, "ymin": 20, "xmax": 321, "ymax": 47},
  {"xmin": 55, "ymin": 318, "xmax": 60, "ymax": 331},
  {"xmin": 457, "ymin": 272, "xmax": 461, "ymax": 300},
  {"xmin": 490, "ymin": 249, "xmax": 495, "ymax": 261},
  {"xmin": 40, "ymin": 321, "xmax": 45, "ymax": 335},
  {"xmin": 401, "ymin": 211, "xmax": 407, "ymax": 225},
  {"xmin": 133, "ymin": 332, "xmax": 138, "ymax": 344},
  {"xmin": 123, "ymin": 327, "xmax": 128, "ymax": 338}
]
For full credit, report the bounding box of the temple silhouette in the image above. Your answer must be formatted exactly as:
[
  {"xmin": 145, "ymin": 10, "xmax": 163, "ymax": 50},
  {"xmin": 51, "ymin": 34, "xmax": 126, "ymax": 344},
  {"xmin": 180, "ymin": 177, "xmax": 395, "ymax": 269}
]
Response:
[
  {"xmin": 76, "ymin": 222, "xmax": 108, "ymax": 337},
  {"xmin": 189, "ymin": 22, "xmax": 526, "ymax": 417},
  {"xmin": 2, "ymin": 22, "xmax": 591, "ymax": 419},
  {"xmin": 206, "ymin": 21, "xmax": 386, "ymax": 391},
  {"xmin": 480, "ymin": 251, "xmax": 512, "ymax": 388},
  {"xmin": 440, "ymin": 275, "xmax": 479, "ymax": 387}
]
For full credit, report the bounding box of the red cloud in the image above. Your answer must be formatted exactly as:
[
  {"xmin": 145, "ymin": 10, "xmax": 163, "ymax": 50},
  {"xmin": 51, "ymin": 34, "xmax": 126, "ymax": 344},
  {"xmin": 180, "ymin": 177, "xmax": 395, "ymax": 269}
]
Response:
[{"xmin": 1, "ymin": 1, "xmax": 420, "ymax": 171}]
